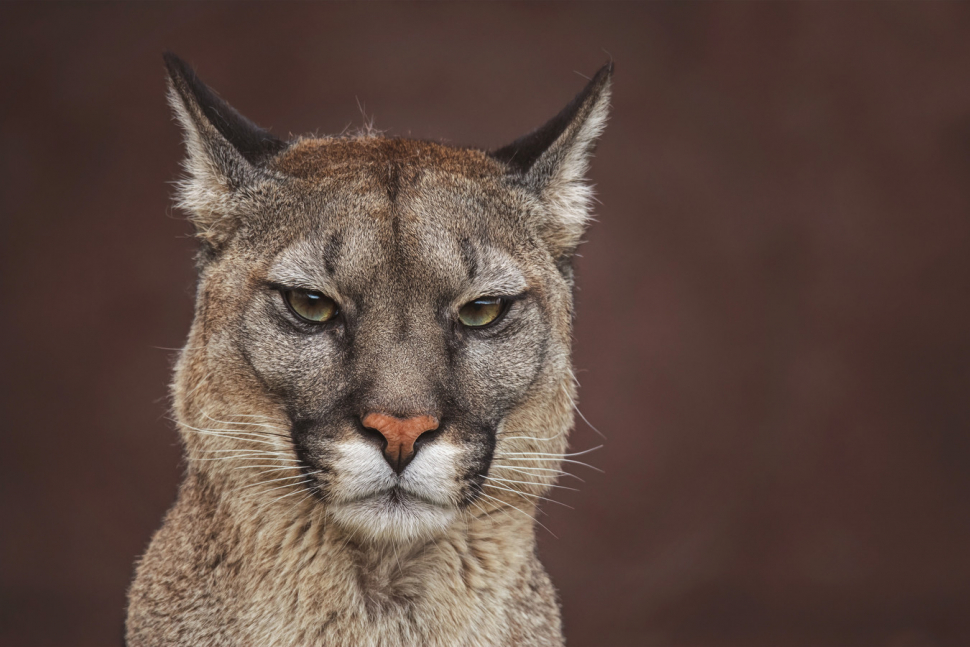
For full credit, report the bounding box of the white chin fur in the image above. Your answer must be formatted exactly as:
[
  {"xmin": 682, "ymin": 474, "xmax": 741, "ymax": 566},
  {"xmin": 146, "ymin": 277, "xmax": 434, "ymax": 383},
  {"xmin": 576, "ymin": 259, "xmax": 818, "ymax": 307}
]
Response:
[
  {"xmin": 329, "ymin": 439, "xmax": 462, "ymax": 542},
  {"xmin": 330, "ymin": 495, "xmax": 455, "ymax": 543}
]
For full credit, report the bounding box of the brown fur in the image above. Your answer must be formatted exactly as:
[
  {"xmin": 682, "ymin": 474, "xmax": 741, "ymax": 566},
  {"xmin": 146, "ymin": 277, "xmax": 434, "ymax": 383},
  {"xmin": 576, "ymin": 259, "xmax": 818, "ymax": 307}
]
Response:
[{"xmin": 126, "ymin": 55, "xmax": 611, "ymax": 646}]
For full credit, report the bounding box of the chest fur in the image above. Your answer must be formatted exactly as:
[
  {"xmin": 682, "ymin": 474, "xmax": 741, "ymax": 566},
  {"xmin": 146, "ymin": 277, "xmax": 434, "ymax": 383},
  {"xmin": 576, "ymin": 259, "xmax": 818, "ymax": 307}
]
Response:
[{"xmin": 127, "ymin": 490, "xmax": 562, "ymax": 647}]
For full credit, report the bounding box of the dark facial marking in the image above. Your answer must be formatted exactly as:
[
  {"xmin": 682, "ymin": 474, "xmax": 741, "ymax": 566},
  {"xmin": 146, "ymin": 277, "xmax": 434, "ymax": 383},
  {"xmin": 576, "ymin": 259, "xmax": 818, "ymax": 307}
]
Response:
[
  {"xmin": 459, "ymin": 238, "xmax": 479, "ymax": 281},
  {"xmin": 323, "ymin": 232, "xmax": 343, "ymax": 275},
  {"xmin": 383, "ymin": 162, "xmax": 401, "ymax": 203},
  {"xmin": 289, "ymin": 417, "xmax": 333, "ymax": 498},
  {"xmin": 457, "ymin": 421, "xmax": 498, "ymax": 507}
]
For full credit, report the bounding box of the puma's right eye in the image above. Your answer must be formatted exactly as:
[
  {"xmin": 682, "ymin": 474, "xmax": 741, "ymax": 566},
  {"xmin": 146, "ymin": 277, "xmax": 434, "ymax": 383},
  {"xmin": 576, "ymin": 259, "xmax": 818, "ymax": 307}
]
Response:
[
  {"xmin": 283, "ymin": 289, "xmax": 338, "ymax": 324},
  {"xmin": 458, "ymin": 297, "xmax": 508, "ymax": 328}
]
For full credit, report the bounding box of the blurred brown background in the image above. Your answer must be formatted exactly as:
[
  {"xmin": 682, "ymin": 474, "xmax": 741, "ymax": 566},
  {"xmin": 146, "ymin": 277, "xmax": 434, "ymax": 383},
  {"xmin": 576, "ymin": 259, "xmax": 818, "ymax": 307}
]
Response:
[{"xmin": 2, "ymin": 3, "xmax": 970, "ymax": 646}]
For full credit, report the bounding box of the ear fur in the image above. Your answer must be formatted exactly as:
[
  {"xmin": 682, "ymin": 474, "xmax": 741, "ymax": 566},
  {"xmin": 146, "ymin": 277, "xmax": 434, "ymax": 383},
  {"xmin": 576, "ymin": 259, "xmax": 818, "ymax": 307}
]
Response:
[
  {"xmin": 163, "ymin": 52, "xmax": 285, "ymax": 247},
  {"xmin": 491, "ymin": 63, "xmax": 613, "ymax": 262}
]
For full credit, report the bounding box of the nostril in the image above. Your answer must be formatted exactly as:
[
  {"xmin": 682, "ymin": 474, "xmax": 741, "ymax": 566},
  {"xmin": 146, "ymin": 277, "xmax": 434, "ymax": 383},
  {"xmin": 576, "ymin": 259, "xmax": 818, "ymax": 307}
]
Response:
[
  {"xmin": 356, "ymin": 418, "xmax": 388, "ymax": 451},
  {"xmin": 413, "ymin": 426, "xmax": 442, "ymax": 451}
]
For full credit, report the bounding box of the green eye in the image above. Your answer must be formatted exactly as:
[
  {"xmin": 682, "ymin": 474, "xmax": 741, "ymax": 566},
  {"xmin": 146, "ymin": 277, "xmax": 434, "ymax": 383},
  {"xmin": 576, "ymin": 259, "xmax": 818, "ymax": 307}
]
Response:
[
  {"xmin": 458, "ymin": 297, "xmax": 507, "ymax": 328},
  {"xmin": 283, "ymin": 289, "xmax": 338, "ymax": 323}
]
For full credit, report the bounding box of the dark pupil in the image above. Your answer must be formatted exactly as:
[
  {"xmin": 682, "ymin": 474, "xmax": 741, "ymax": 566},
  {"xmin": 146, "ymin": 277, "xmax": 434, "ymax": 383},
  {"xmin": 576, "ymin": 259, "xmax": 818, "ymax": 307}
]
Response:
[
  {"xmin": 461, "ymin": 298, "xmax": 502, "ymax": 326},
  {"xmin": 303, "ymin": 294, "xmax": 324, "ymax": 315},
  {"xmin": 291, "ymin": 290, "xmax": 333, "ymax": 321}
]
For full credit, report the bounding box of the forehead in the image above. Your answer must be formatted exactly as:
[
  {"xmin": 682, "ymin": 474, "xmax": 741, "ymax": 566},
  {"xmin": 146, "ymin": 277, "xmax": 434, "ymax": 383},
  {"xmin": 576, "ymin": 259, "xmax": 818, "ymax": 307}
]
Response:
[
  {"xmin": 274, "ymin": 136, "xmax": 505, "ymax": 182},
  {"xmin": 265, "ymin": 137, "xmax": 536, "ymax": 292},
  {"xmin": 273, "ymin": 136, "xmax": 524, "ymax": 233}
]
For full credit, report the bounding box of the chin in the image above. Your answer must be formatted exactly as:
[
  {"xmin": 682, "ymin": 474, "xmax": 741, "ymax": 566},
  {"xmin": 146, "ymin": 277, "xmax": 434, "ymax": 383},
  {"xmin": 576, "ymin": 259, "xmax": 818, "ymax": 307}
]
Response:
[{"xmin": 329, "ymin": 489, "xmax": 456, "ymax": 543}]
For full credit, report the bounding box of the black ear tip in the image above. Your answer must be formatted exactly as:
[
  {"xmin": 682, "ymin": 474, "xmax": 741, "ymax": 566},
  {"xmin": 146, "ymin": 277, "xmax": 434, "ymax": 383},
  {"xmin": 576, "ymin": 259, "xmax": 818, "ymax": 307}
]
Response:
[
  {"xmin": 161, "ymin": 50, "xmax": 286, "ymax": 164},
  {"xmin": 593, "ymin": 60, "xmax": 614, "ymax": 85},
  {"xmin": 162, "ymin": 51, "xmax": 195, "ymax": 85}
]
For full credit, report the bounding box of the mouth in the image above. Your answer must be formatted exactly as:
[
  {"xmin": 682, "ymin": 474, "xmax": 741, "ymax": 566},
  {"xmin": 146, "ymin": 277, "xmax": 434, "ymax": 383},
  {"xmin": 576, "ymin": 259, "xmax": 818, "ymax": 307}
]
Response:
[{"xmin": 338, "ymin": 485, "xmax": 450, "ymax": 509}]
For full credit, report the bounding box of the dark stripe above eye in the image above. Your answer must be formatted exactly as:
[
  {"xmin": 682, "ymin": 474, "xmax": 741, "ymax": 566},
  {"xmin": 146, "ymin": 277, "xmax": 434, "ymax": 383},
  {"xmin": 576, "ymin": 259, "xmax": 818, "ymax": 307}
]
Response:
[
  {"xmin": 460, "ymin": 238, "xmax": 479, "ymax": 281},
  {"xmin": 323, "ymin": 232, "xmax": 343, "ymax": 275}
]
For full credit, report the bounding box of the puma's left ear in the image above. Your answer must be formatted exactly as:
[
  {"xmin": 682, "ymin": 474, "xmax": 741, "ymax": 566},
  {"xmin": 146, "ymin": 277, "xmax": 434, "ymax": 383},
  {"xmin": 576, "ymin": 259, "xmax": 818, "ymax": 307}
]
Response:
[{"xmin": 491, "ymin": 63, "xmax": 613, "ymax": 261}]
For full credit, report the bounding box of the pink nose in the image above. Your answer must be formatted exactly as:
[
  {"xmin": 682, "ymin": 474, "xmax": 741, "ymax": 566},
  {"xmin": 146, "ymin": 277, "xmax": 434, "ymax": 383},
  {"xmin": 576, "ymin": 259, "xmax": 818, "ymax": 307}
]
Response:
[{"xmin": 361, "ymin": 413, "xmax": 439, "ymax": 474}]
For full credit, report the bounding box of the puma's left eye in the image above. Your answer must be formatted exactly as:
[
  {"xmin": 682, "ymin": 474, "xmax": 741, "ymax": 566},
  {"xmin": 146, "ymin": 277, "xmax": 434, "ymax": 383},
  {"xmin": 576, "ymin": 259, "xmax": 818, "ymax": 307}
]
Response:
[
  {"xmin": 283, "ymin": 289, "xmax": 339, "ymax": 323},
  {"xmin": 458, "ymin": 297, "xmax": 508, "ymax": 328}
]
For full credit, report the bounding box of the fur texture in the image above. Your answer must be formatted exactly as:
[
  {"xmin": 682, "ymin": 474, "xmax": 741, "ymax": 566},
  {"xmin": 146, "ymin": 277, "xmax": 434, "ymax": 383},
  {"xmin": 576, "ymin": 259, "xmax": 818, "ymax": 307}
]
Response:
[{"xmin": 126, "ymin": 54, "xmax": 611, "ymax": 646}]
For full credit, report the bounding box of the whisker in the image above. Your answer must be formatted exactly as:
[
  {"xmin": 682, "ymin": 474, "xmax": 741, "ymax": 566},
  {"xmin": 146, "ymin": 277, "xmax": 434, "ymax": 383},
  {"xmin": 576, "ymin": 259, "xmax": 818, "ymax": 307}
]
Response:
[
  {"xmin": 179, "ymin": 426, "xmax": 287, "ymax": 448},
  {"xmin": 198, "ymin": 411, "xmax": 290, "ymax": 435},
  {"xmin": 206, "ymin": 411, "xmax": 282, "ymax": 422},
  {"xmin": 262, "ymin": 483, "xmax": 317, "ymax": 507},
  {"xmin": 572, "ymin": 401, "xmax": 605, "ymax": 439},
  {"xmin": 476, "ymin": 491, "xmax": 557, "ymax": 539},
  {"xmin": 194, "ymin": 455, "xmax": 301, "ymax": 463},
  {"xmin": 197, "ymin": 448, "xmax": 294, "ymax": 456},
  {"xmin": 182, "ymin": 373, "xmax": 210, "ymax": 397},
  {"xmin": 482, "ymin": 481, "xmax": 574, "ymax": 509},
  {"xmin": 484, "ymin": 475, "xmax": 578, "ymax": 492},
  {"xmin": 568, "ymin": 367, "xmax": 606, "ymax": 440},
  {"xmin": 466, "ymin": 498, "xmax": 493, "ymax": 522},
  {"xmin": 242, "ymin": 470, "xmax": 322, "ymax": 489},
  {"xmin": 170, "ymin": 416, "xmax": 287, "ymax": 438},
  {"xmin": 250, "ymin": 477, "xmax": 314, "ymax": 496},
  {"xmin": 285, "ymin": 489, "xmax": 319, "ymax": 516},
  {"xmin": 490, "ymin": 464, "xmax": 585, "ymax": 482},
  {"xmin": 179, "ymin": 423, "xmax": 285, "ymax": 441},
  {"xmin": 200, "ymin": 421, "xmax": 289, "ymax": 436},
  {"xmin": 496, "ymin": 433, "xmax": 564, "ymax": 442},
  {"xmin": 195, "ymin": 422, "xmax": 290, "ymax": 440},
  {"xmin": 495, "ymin": 445, "xmax": 602, "ymax": 458},
  {"xmin": 493, "ymin": 458, "xmax": 604, "ymax": 472}
]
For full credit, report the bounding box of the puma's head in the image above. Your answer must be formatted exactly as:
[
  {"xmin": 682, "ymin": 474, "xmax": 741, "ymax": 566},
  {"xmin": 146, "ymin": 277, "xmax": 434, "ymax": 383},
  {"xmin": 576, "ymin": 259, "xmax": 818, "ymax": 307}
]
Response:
[{"xmin": 164, "ymin": 53, "xmax": 610, "ymax": 543}]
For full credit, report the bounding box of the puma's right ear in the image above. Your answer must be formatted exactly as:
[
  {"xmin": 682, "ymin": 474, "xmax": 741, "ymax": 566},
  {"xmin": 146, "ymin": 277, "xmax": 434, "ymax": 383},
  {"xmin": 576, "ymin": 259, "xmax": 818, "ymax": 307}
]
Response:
[
  {"xmin": 491, "ymin": 63, "xmax": 613, "ymax": 263},
  {"xmin": 163, "ymin": 52, "xmax": 285, "ymax": 246}
]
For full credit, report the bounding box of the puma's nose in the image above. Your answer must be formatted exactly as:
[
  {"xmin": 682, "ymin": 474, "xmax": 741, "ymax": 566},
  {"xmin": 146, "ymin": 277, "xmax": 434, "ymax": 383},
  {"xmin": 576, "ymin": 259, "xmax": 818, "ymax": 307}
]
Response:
[{"xmin": 360, "ymin": 413, "xmax": 440, "ymax": 475}]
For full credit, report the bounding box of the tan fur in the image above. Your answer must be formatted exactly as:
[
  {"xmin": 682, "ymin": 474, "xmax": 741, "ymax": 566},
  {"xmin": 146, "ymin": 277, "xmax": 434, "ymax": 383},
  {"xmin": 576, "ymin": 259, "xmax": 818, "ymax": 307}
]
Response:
[{"xmin": 126, "ymin": 56, "xmax": 611, "ymax": 646}]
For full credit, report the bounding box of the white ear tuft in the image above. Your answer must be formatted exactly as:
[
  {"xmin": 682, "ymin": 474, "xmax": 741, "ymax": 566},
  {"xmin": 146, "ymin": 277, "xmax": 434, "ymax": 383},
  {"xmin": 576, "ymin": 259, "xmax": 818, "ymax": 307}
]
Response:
[{"xmin": 167, "ymin": 87, "xmax": 241, "ymax": 245}]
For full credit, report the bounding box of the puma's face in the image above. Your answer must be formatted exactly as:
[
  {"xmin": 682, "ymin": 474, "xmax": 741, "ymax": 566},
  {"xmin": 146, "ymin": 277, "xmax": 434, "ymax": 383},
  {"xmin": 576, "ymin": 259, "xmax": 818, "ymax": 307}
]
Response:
[
  {"xmin": 164, "ymin": 54, "xmax": 610, "ymax": 542},
  {"xmin": 199, "ymin": 142, "xmax": 567, "ymax": 541}
]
